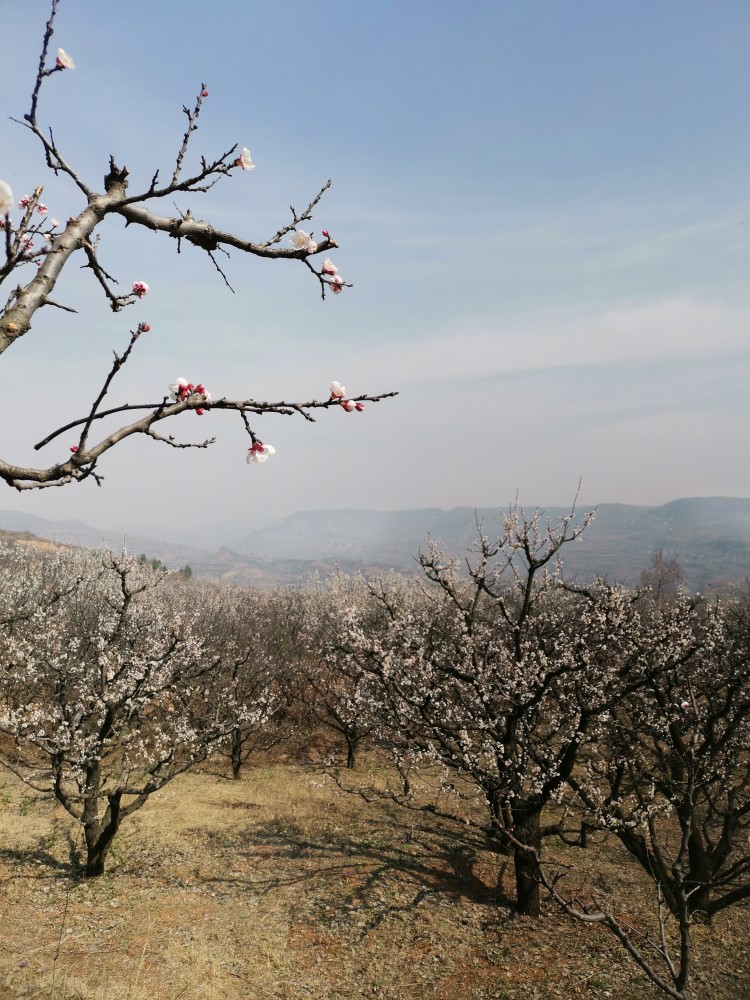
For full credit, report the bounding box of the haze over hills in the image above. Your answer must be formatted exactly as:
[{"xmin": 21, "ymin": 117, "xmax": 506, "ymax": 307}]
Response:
[{"xmin": 1, "ymin": 497, "xmax": 750, "ymax": 591}]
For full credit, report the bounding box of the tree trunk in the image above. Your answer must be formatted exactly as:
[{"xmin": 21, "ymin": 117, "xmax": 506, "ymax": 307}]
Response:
[
  {"xmin": 513, "ymin": 804, "xmax": 542, "ymax": 918},
  {"xmin": 231, "ymin": 727, "xmax": 243, "ymax": 780},
  {"xmin": 83, "ymin": 791, "xmax": 122, "ymax": 877},
  {"xmin": 84, "ymin": 831, "xmax": 114, "ymax": 877},
  {"xmin": 345, "ymin": 733, "xmax": 357, "ymax": 769}
]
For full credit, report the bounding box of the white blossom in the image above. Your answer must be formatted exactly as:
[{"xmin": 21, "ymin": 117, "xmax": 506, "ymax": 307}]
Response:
[
  {"xmin": 56, "ymin": 48, "xmax": 76, "ymax": 70},
  {"xmin": 237, "ymin": 148, "xmax": 254, "ymax": 171},
  {"xmin": 0, "ymin": 181, "xmax": 13, "ymax": 216}
]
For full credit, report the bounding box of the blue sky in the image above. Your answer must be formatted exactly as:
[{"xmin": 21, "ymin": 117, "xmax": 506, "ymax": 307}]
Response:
[{"xmin": 0, "ymin": 1, "xmax": 747, "ymax": 546}]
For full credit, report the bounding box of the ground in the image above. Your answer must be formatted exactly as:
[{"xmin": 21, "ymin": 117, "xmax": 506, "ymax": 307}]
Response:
[{"xmin": 0, "ymin": 761, "xmax": 747, "ymax": 999}]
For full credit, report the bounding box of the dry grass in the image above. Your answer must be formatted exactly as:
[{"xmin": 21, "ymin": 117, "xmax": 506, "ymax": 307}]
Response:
[{"xmin": 0, "ymin": 760, "xmax": 747, "ymax": 1000}]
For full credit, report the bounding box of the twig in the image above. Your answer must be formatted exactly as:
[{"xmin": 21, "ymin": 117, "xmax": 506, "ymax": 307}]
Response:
[
  {"xmin": 81, "ymin": 241, "xmax": 133, "ymax": 312},
  {"xmin": 262, "ymin": 179, "xmax": 333, "ymax": 248},
  {"xmin": 144, "ymin": 429, "xmax": 216, "ymax": 449},
  {"xmin": 28, "ymin": 0, "xmax": 58, "ymax": 125},
  {"xmin": 172, "ymin": 86, "xmax": 208, "ymax": 185},
  {"xmin": 77, "ymin": 325, "xmax": 147, "ymax": 451},
  {"xmin": 207, "ymin": 249, "xmax": 235, "ymax": 292}
]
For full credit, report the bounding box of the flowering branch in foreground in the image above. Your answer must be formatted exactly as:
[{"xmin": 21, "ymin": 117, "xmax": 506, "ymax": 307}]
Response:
[
  {"xmin": 0, "ymin": 323, "xmax": 397, "ymax": 490},
  {"xmin": 0, "ymin": 0, "xmax": 397, "ymax": 491}
]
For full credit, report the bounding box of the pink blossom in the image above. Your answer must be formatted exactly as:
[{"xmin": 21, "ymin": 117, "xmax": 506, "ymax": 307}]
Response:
[
  {"xmin": 142, "ymin": 324, "xmax": 151, "ymax": 333},
  {"xmin": 69, "ymin": 445, "xmax": 78, "ymax": 453},
  {"xmin": 201, "ymin": 89, "xmax": 209, "ymax": 97},
  {"xmin": 169, "ymin": 378, "xmax": 210, "ymax": 402},
  {"xmin": 168, "ymin": 378, "xmax": 189, "ymax": 401},
  {"xmin": 330, "ymin": 275, "xmax": 345, "ymax": 294},
  {"xmin": 329, "ymin": 380, "xmax": 346, "ymax": 400},
  {"xmin": 56, "ymin": 48, "xmax": 76, "ymax": 70},
  {"xmin": 321, "ymin": 258, "xmax": 337, "ymax": 276},
  {"xmin": 37, "ymin": 204, "xmax": 48, "ymax": 215},
  {"xmin": 132, "ymin": 281, "xmax": 149, "ymax": 298},
  {"xmin": 18, "ymin": 196, "xmax": 31, "ymax": 209},
  {"xmin": 49, "ymin": 218, "xmax": 60, "ymax": 227},
  {"xmin": 355, "ymin": 402, "xmax": 365, "ymax": 412},
  {"xmin": 322, "ymin": 229, "xmax": 330, "ymax": 238},
  {"xmin": 340, "ymin": 399, "xmax": 356, "ymax": 413},
  {"xmin": 247, "ymin": 441, "xmax": 276, "ymax": 464}
]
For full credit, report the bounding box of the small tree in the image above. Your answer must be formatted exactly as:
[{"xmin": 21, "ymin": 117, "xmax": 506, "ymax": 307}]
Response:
[
  {"xmin": 564, "ymin": 592, "xmax": 750, "ymax": 921},
  {"xmin": 499, "ymin": 587, "xmax": 750, "ymax": 1000},
  {"xmin": 0, "ymin": 2, "xmax": 395, "ymax": 491},
  {"xmin": 296, "ymin": 574, "xmax": 385, "ymax": 769},
  {"xmin": 640, "ymin": 549, "xmax": 685, "ymax": 600},
  {"xmin": 192, "ymin": 584, "xmax": 289, "ymax": 781},
  {"xmin": 0, "ymin": 546, "xmax": 264, "ymax": 875}
]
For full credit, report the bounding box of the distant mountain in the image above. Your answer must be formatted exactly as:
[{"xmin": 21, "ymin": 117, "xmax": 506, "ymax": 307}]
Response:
[
  {"xmin": 2, "ymin": 498, "xmax": 750, "ymax": 591},
  {"xmin": 233, "ymin": 498, "xmax": 750, "ymax": 591},
  {"xmin": 0, "ymin": 510, "xmax": 377, "ymax": 587},
  {"xmin": 0, "ymin": 510, "xmax": 203, "ymax": 567}
]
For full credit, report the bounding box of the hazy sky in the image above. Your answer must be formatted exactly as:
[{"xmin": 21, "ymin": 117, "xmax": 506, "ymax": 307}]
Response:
[{"xmin": 0, "ymin": 0, "xmax": 747, "ymax": 547}]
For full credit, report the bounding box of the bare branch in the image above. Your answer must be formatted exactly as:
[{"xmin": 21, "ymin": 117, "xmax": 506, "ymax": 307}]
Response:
[
  {"xmin": 81, "ymin": 240, "xmax": 134, "ymax": 312},
  {"xmin": 207, "ymin": 249, "xmax": 235, "ymax": 292},
  {"xmin": 28, "ymin": 0, "xmax": 59, "ymax": 125},
  {"xmin": 172, "ymin": 85, "xmax": 208, "ymax": 185},
  {"xmin": 144, "ymin": 428, "xmax": 216, "ymax": 449},
  {"xmin": 262, "ymin": 179, "xmax": 333, "ymax": 247}
]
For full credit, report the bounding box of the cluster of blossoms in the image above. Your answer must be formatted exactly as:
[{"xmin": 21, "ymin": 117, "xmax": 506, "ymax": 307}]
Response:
[
  {"xmin": 16, "ymin": 196, "xmax": 48, "ymax": 215},
  {"xmin": 288, "ymin": 232, "xmax": 346, "ymax": 294},
  {"xmin": 246, "ymin": 441, "xmax": 276, "ymax": 465},
  {"xmin": 168, "ymin": 378, "xmax": 211, "ymax": 416},
  {"xmin": 329, "ymin": 380, "xmax": 364, "ymax": 413},
  {"xmin": 0, "ymin": 184, "xmax": 61, "ymax": 258},
  {"xmin": 321, "ymin": 256, "xmax": 344, "ymax": 294},
  {"xmin": 132, "ymin": 281, "xmax": 149, "ymax": 298}
]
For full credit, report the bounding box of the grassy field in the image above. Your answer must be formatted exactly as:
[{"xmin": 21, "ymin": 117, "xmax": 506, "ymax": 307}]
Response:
[{"xmin": 0, "ymin": 759, "xmax": 748, "ymax": 1000}]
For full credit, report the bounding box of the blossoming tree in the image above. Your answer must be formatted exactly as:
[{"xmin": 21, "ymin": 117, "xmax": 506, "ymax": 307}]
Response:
[
  {"xmin": 538, "ymin": 591, "xmax": 750, "ymax": 1000},
  {"xmin": 320, "ymin": 515, "xmax": 750, "ymax": 997},
  {"xmin": 326, "ymin": 503, "xmax": 612, "ymax": 917},
  {"xmin": 0, "ymin": 0, "xmax": 395, "ymax": 491},
  {"xmin": 0, "ymin": 543, "xmax": 268, "ymax": 876}
]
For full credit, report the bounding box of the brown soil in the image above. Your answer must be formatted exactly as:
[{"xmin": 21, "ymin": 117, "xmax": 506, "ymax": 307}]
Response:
[{"xmin": 0, "ymin": 763, "xmax": 747, "ymax": 1000}]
